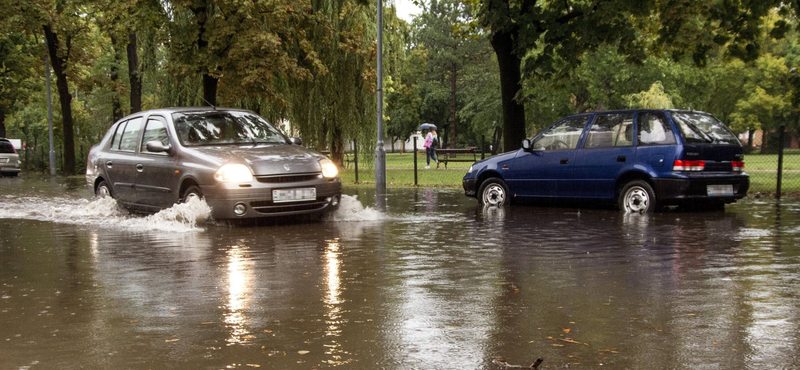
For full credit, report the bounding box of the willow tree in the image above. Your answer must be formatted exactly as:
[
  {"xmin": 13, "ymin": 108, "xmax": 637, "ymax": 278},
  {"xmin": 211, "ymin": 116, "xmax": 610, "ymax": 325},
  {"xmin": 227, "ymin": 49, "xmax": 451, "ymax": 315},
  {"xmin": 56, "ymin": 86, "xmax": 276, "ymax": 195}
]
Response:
[{"xmin": 287, "ymin": 0, "xmax": 385, "ymax": 167}]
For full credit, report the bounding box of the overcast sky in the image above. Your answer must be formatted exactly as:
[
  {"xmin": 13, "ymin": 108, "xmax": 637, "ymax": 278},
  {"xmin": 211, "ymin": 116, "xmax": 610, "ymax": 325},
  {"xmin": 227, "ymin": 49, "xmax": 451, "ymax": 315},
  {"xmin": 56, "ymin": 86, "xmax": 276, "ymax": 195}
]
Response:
[{"xmin": 392, "ymin": 0, "xmax": 421, "ymax": 22}]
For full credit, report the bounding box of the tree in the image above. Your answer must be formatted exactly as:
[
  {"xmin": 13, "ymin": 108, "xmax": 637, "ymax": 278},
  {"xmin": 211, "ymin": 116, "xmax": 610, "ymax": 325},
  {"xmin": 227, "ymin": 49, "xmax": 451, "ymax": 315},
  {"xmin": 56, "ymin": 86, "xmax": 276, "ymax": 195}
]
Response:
[
  {"xmin": 0, "ymin": 32, "xmax": 37, "ymax": 138},
  {"xmin": 473, "ymin": 0, "xmax": 795, "ymax": 152}
]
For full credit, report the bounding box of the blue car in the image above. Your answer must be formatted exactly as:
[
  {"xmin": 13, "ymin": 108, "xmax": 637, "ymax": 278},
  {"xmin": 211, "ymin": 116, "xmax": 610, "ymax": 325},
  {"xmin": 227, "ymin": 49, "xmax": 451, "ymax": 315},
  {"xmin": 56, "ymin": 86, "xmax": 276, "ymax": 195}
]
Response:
[{"xmin": 463, "ymin": 110, "xmax": 749, "ymax": 212}]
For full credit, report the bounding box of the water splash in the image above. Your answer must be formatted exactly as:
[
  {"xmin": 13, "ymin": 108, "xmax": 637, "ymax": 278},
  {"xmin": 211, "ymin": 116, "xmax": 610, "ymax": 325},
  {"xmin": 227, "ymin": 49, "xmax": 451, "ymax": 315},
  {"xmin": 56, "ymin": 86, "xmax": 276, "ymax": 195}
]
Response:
[
  {"xmin": 0, "ymin": 196, "xmax": 211, "ymax": 233},
  {"xmin": 325, "ymin": 195, "xmax": 385, "ymax": 222}
]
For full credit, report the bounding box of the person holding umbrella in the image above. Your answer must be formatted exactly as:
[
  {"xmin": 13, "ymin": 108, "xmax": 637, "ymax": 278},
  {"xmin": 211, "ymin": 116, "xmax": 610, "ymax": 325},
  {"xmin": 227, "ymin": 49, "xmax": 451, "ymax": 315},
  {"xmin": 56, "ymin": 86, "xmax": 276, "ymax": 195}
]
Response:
[{"xmin": 420, "ymin": 123, "xmax": 439, "ymax": 169}]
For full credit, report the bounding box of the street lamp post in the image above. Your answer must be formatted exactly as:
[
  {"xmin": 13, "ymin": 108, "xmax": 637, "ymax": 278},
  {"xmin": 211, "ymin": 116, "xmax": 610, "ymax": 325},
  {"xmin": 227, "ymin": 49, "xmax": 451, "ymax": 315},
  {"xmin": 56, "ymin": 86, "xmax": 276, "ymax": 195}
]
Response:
[{"xmin": 375, "ymin": 0, "xmax": 387, "ymax": 205}]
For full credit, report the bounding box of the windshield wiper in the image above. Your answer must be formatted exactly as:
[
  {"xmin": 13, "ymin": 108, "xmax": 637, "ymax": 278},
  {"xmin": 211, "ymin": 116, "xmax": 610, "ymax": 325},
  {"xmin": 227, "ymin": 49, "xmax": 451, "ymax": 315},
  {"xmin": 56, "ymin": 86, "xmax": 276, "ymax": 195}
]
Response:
[{"xmin": 685, "ymin": 122, "xmax": 715, "ymax": 143}]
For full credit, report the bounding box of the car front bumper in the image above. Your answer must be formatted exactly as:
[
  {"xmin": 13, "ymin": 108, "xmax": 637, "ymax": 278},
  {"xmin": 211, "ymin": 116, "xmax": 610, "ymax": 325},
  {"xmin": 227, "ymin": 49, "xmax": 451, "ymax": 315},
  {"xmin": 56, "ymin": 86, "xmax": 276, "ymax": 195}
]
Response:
[
  {"xmin": 651, "ymin": 173, "xmax": 749, "ymax": 204},
  {"xmin": 201, "ymin": 177, "xmax": 342, "ymax": 219},
  {"xmin": 463, "ymin": 178, "xmax": 477, "ymax": 197}
]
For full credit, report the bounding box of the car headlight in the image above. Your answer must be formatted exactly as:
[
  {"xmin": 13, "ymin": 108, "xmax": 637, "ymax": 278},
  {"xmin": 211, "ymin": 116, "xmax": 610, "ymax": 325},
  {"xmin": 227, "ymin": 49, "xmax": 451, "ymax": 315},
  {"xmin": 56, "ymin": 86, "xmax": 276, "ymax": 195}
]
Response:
[
  {"xmin": 320, "ymin": 158, "xmax": 339, "ymax": 178},
  {"xmin": 468, "ymin": 165, "xmax": 474, "ymax": 174},
  {"xmin": 214, "ymin": 164, "xmax": 253, "ymax": 183}
]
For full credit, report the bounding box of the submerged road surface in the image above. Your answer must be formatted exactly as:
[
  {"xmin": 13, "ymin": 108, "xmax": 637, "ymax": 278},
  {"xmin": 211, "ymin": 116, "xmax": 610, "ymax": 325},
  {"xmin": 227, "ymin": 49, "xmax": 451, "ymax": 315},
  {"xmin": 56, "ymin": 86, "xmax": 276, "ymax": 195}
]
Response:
[{"xmin": 1, "ymin": 175, "xmax": 799, "ymax": 369}]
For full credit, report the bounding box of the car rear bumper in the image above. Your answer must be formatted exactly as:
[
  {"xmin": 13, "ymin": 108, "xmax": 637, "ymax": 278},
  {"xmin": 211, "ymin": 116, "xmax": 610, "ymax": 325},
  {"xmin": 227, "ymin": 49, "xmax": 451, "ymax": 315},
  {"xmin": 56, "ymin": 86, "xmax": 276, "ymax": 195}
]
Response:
[
  {"xmin": 201, "ymin": 178, "xmax": 342, "ymax": 219},
  {"xmin": 652, "ymin": 174, "xmax": 749, "ymax": 204}
]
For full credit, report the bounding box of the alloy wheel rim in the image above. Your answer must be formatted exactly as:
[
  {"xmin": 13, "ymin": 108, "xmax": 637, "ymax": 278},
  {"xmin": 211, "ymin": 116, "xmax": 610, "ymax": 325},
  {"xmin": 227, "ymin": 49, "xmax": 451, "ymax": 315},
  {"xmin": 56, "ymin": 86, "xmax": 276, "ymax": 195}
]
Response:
[
  {"xmin": 98, "ymin": 186, "xmax": 110, "ymax": 198},
  {"xmin": 484, "ymin": 184, "xmax": 505, "ymax": 206},
  {"xmin": 625, "ymin": 187, "xmax": 649, "ymax": 213},
  {"xmin": 185, "ymin": 192, "xmax": 201, "ymax": 203}
]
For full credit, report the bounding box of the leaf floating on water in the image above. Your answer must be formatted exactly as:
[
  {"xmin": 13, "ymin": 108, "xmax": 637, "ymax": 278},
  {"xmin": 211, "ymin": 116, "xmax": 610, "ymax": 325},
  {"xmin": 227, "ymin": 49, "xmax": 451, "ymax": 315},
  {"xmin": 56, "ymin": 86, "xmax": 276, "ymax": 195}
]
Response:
[
  {"xmin": 200, "ymin": 322, "xmax": 214, "ymax": 325},
  {"xmin": 298, "ymin": 350, "xmax": 310, "ymax": 355},
  {"xmin": 552, "ymin": 344, "xmax": 565, "ymax": 347},
  {"xmin": 165, "ymin": 339, "xmax": 179, "ymax": 343},
  {"xmin": 562, "ymin": 328, "xmax": 571, "ymax": 334},
  {"xmin": 130, "ymin": 320, "xmax": 139, "ymax": 323},
  {"xmin": 245, "ymin": 365, "xmax": 261, "ymax": 368},
  {"xmin": 263, "ymin": 329, "xmax": 272, "ymax": 333}
]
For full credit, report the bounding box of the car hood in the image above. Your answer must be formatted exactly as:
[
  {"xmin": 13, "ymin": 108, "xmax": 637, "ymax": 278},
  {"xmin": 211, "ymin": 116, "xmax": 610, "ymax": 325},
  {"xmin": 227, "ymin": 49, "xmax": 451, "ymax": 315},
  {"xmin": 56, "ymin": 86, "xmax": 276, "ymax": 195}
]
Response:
[
  {"xmin": 474, "ymin": 150, "xmax": 518, "ymax": 167},
  {"xmin": 188, "ymin": 144, "xmax": 325, "ymax": 176}
]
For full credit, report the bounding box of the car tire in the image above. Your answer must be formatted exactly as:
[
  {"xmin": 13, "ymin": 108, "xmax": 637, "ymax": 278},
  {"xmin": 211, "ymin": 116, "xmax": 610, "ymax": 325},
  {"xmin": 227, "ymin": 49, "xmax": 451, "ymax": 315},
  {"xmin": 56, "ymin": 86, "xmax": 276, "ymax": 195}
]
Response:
[
  {"xmin": 619, "ymin": 180, "xmax": 656, "ymax": 213},
  {"xmin": 96, "ymin": 180, "xmax": 112, "ymax": 198},
  {"xmin": 182, "ymin": 185, "xmax": 203, "ymax": 203},
  {"xmin": 479, "ymin": 177, "xmax": 510, "ymax": 206}
]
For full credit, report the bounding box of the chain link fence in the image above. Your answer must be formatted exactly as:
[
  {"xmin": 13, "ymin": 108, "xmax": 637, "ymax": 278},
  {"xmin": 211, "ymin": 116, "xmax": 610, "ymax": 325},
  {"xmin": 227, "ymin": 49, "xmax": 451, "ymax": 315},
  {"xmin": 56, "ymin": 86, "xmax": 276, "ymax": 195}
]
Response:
[{"xmin": 744, "ymin": 125, "xmax": 800, "ymax": 197}]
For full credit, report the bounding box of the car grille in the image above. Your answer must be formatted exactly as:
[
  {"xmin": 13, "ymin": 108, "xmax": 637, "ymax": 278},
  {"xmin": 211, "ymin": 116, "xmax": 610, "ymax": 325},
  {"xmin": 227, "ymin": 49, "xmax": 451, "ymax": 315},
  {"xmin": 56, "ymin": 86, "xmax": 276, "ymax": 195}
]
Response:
[
  {"xmin": 255, "ymin": 173, "xmax": 321, "ymax": 183},
  {"xmin": 249, "ymin": 197, "xmax": 329, "ymax": 214}
]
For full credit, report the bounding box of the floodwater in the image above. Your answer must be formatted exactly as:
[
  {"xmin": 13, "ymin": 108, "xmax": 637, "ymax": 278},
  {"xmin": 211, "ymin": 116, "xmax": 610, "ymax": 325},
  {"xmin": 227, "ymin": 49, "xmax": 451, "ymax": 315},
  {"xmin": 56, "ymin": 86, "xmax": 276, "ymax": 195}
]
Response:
[{"xmin": 1, "ymin": 176, "xmax": 799, "ymax": 369}]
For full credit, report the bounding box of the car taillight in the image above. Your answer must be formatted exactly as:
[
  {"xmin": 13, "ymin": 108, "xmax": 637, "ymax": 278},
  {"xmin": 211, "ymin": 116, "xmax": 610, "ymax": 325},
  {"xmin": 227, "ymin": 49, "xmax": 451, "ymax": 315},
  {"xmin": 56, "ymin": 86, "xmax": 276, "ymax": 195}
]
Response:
[
  {"xmin": 673, "ymin": 159, "xmax": 705, "ymax": 171},
  {"xmin": 731, "ymin": 161, "xmax": 744, "ymax": 172}
]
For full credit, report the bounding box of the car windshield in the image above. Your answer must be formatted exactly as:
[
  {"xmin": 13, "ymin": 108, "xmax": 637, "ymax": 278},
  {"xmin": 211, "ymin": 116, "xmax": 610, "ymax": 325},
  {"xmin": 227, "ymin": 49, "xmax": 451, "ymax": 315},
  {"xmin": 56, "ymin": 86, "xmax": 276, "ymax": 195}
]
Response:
[
  {"xmin": 670, "ymin": 112, "xmax": 740, "ymax": 145},
  {"xmin": 172, "ymin": 111, "xmax": 289, "ymax": 146}
]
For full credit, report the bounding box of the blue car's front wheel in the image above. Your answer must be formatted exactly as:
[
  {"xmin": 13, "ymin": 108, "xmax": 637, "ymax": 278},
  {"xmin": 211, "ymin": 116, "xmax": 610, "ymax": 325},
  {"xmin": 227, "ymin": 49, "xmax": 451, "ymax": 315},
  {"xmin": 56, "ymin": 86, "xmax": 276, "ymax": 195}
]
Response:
[{"xmin": 479, "ymin": 178, "xmax": 509, "ymax": 206}]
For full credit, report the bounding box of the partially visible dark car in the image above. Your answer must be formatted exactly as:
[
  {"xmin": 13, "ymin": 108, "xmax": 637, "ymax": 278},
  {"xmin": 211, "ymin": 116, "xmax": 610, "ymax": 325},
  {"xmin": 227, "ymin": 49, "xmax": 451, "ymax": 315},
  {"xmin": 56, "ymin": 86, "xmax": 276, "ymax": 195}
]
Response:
[
  {"xmin": 86, "ymin": 108, "xmax": 342, "ymax": 219},
  {"xmin": 0, "ymin": 138, "xmax": 21, "ymax": 176},
  {"xmin": 463, "ymin": 110, "xmax": 749, "ymax": 212}
]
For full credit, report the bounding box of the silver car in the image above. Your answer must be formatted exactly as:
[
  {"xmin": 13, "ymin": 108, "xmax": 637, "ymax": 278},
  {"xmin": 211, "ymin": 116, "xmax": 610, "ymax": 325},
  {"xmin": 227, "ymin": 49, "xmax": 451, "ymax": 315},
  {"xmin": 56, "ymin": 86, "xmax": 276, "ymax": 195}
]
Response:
[
  {"xmin": 86, "ymin": 108, "xmax": 342, "ymax": 219},
  {"xmin": 0, "ymin": 138, "xmax": 20, "ymax": 176}
]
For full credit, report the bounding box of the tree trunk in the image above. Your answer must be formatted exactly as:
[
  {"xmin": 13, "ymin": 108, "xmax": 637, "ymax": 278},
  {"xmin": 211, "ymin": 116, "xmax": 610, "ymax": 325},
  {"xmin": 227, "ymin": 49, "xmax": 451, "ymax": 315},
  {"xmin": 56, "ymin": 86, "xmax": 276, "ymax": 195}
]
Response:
[
  {"xmin": 44, "ymin": 25, "xmax": 76, "ymax": 175},
  {"xmin": 202, "ymin": 73, "xmax": 218, "ymax": 106},
  {"xmin": 0, "ymin": 110, "xmax": 6, "ymax": 138},
  {"xmin": 127, "ymin": 33, "xmax": 142, "ymax": 114},
  {"xmin": 490, "ymin": 30, "xmax": 525, "ymax": 153},
  {"xmin": 760, "ymin": 129, "xmax": 769, "ymax": 154},
  {"xmin": 110, "ymin": 37, "xmax": 123, "ymax": 122},
  {"xmin": 449, "ymin": 57, "xmax": 457, "ymax": 148},
  {"xmin": 747, "ymin": 129, "xmax": 755, "ymax": 151},
  {"xmin": 330, "ymin": 126, "xmax": 345, "ymax": 167}
]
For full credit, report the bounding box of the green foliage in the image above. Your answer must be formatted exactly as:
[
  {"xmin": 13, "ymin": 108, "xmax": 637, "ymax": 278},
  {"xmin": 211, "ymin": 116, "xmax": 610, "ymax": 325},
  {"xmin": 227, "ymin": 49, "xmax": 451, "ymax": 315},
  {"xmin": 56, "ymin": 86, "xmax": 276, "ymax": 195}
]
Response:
[{"xmin": 625, "ymin": 81, "xmax": 674, "ymax": 109}]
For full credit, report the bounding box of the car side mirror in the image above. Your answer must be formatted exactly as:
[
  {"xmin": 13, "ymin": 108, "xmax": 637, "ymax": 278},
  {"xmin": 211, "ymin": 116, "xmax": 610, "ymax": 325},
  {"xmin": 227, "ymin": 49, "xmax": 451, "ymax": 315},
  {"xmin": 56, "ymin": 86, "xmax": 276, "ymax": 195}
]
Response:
[
  {"xmin": 522, "ymin": 139, "xmax": 531, "ymax": 152},
  {"xmin": 145, "ymin": 140, "xmax": 172, "ymax": 154},
  {"xmin": 289, "ymin": 137, "xmax": 303, "ymax": 146}
]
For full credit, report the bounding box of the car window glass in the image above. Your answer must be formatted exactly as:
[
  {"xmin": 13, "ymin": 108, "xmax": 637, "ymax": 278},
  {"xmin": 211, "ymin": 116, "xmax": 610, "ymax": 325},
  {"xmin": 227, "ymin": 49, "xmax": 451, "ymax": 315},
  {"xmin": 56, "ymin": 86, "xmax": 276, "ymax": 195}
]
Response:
[
  {"xmin": 173, "ymin": 111, "xmax": 288, "ymax": 146},
  {"xmin": 532, "ymin": 116, "xmax": 588, "ymax": 150},
  {"xmin": 638, "ymin": 112, "xmax": 676, "ymax": 145},
  {"xmin": 141, "ymin": 117, "xmax": 170, "ymax": 155},
  {"xmin": 110, "ymin": 121, "xmax": 127, "ymax": 150},
  {"xmin": 118, "ymin": 117, "xmax": 143, "ymax": 152},
  {"xmin": 671, "ymin": 112, "xmax": 739, "ymax": 145},
  {"xmin": 0, "ymin": 140, "xmax": 14, "ymax": 154},
  {"xmin": 585, "ymin": 113, "xmax": 634, "ymax": 148}
]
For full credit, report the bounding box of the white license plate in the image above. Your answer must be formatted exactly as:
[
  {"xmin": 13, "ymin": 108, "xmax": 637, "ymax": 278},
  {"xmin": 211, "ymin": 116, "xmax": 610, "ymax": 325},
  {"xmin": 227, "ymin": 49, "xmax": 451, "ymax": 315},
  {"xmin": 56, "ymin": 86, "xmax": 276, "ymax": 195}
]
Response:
[
  {"xmin": 0, "ymin": 158, "xmax": 7, "ymax": 163},
  {"xmin": 707, "ymin": 184, "xmax": 734, "ymax": 196},
  {"xmin": 272, "ymin": 188, "xmax": 316, "ymax": 203}
]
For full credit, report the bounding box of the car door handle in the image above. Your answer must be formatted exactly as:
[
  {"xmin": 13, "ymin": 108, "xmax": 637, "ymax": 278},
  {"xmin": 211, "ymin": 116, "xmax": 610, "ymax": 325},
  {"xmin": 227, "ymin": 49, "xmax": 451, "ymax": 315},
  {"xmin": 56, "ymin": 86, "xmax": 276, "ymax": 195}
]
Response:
[
  {"xmin": 560, "ymin": 158, "xmax": 569, "ymax": 164},
  {"xmin": 617, "ymin": 155, "xmax": 626, "ymax": 162},
  {"xmin": 106, "ymin": 161, "xmax": 113, "ymax": 168},
  {"xmin": 136, "ymin": 164, "xmax": 144, "ymax": 172}
]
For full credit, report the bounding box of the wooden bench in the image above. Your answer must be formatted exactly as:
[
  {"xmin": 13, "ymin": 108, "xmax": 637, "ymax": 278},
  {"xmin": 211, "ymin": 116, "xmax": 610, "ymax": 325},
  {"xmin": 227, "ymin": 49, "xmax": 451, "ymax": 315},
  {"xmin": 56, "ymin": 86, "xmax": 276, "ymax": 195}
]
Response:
[
  {"xmin": 436, "ymin": 147, "xmax": 478, "ymax": 169},
  {"xmin": 319, "ymin": 150, "xmax": 356, "ymax": 168}
]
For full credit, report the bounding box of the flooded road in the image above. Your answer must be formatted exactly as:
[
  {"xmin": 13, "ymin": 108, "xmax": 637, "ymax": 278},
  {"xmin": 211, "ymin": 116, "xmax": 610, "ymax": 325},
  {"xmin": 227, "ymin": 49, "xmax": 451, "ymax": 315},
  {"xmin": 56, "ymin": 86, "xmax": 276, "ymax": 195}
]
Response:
[{"xmin": 1, "ymin": 175, "xmax": 800, "ymax": 369}]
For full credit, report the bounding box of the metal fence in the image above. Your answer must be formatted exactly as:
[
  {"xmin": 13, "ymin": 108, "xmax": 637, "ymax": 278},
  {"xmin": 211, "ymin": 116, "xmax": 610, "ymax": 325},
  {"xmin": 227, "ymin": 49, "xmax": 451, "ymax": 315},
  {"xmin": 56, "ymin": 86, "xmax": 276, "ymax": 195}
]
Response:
[{"xmin": 745, "ymin": 125, "xmax": 800, "ymax": 198}]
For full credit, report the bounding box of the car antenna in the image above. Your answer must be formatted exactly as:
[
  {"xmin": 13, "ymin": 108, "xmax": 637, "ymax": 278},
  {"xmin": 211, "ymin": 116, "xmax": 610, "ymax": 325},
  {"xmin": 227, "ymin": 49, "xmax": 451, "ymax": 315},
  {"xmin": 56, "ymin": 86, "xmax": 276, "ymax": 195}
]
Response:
[{"xmin": 179, "ymin": 81, "xmax": 217, "ymax": 110}]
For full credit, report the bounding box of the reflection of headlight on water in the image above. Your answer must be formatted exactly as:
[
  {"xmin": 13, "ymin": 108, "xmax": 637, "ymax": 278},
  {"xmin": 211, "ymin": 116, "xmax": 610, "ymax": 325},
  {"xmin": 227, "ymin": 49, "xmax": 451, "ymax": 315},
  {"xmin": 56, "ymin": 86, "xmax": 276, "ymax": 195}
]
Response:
[{"xmin": 481, "ymin": 205, "xmax": 506, "ymax": 222}]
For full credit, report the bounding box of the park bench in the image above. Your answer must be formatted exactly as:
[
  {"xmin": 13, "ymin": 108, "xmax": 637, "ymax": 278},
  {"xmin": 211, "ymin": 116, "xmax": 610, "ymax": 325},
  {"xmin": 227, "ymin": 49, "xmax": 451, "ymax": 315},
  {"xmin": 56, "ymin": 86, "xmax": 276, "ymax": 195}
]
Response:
[
  {"xmin": 319, "ymin": 150, "xmax": 356, "ymax": 168},
  {"xmin": 436, "ymin": 147, "xmax": 478, "ymax": 169}
]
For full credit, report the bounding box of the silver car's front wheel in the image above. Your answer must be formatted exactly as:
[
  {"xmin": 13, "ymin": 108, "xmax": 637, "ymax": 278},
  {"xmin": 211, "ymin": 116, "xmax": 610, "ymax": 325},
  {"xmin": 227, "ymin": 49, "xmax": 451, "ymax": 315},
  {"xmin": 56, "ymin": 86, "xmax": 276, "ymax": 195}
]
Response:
[
  {"xmin": 479, "ymin": 178, "xmax": 509, "ymax": 206},
  {"xmin": 182, "ymin": 185, "xmax": 203, "ymax": 203},
  {"xmin": 619, "ymin": 180, "xmax": 656, "ymax": 213}
]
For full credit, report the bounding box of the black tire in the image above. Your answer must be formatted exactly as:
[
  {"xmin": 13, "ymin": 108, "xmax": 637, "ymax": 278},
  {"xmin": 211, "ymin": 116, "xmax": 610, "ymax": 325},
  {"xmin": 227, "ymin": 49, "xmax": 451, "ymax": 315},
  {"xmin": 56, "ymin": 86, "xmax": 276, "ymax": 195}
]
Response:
[
  {"xmin": 478, "ymin": 177, "xmax": 510, "ymax": 206},
  {"xmin": 618, "ymin": 180, "xmax": 656, "ymax": 213},
  {"xmin": 96, "ymin": 180, "xmax": 113, "ymax": 198},
  {"xmin": 182, "ymin": 185, "xmax": 203, "ymax": 203}
]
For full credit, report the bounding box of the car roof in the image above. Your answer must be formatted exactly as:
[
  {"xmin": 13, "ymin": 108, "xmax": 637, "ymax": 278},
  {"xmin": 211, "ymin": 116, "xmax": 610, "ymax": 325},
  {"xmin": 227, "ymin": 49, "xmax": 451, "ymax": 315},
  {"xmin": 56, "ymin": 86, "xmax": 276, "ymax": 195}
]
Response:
[
  {"xmin": 563, "ymin": 109, "xmax": 710, "ymax": 118},
  {"xmin": 116, "ymin": 107, "xmax": 254, "ymax": 123}
]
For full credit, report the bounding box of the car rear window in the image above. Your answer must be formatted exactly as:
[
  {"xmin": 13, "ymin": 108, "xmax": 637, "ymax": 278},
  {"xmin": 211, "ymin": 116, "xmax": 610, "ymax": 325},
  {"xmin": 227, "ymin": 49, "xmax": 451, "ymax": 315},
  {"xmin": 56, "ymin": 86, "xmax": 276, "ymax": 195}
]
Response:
[
  {"xmin": 0, "ymin": 140, "xmax": 14, "ymax": 154},
  {"xmin": 670, "ymin": 112, "xmax": 740, "ymax": 145}
]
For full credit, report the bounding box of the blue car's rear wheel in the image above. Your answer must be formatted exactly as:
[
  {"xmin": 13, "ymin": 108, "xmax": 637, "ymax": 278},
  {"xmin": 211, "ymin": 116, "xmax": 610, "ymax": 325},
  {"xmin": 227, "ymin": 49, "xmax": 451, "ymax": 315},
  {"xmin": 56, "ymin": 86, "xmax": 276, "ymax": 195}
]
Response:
[
  {"xmin": 619, "ymin": 180, "xmax": 656, "ymax": 213},
  {"xmin": 479, "ymin": 178, "xmax": 509, "ymax": 206}
]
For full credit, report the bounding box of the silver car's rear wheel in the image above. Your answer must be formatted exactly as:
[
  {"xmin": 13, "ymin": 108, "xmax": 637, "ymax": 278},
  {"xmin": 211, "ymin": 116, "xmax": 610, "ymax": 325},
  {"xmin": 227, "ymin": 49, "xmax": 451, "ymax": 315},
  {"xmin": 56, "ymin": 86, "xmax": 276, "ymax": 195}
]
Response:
[
  {"xmin": 619, "ymin": 180, "xmax": 656, "ymax": 213},
  {"xmin": 96, "ymin": 180, "xmax": 112, "ymax": 198},
  {"xmin": 479, "ymin": 178, "xmax": 509, "ymax": 206}
]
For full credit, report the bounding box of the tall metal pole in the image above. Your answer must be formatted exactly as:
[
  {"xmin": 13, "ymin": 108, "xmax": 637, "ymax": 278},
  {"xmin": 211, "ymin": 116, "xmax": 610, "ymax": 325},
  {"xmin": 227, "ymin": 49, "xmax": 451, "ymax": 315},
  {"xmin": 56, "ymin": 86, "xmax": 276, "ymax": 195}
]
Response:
[
  {"xmin": 777, "ymin": 124, "xmax": 785, "ymax": 199},
  {"xmin": 375, "ymin": 0, "xmax": 387, "ymax": 201},
  {"xmin": 45, "ymin": 38, "xmax": 56, "ymax": 176}
]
